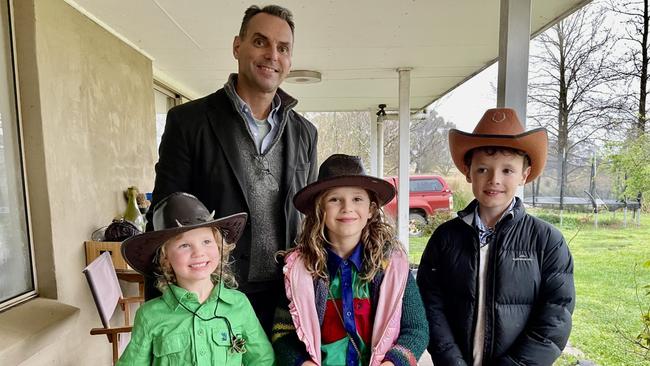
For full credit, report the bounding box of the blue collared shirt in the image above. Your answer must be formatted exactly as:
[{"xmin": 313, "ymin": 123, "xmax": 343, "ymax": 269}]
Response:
[
  {"xmin": 231, "ymin": 90, "xmax": 282, "ymax": 154},
  {"xmin": 325, "ymin": 243, "xmax": 367, "ymax": 366},
  {"xmin": 473, "ymin": 199, "xmax": 516, "ymax": 247}
]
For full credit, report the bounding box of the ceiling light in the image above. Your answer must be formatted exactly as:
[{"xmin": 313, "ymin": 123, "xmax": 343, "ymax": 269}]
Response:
[{"xmin": 286, "ymin": 70, "xmax": 321, "ymax": 84}]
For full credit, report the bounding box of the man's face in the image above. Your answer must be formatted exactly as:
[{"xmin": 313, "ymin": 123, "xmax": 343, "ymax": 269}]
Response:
[
  {"xmin": 233, "ymin": 13, "xmax": 293, "ymax": 96},
  {"xmin": 466, "ymin": 150, "xmax": 531, "ymax": 217}
]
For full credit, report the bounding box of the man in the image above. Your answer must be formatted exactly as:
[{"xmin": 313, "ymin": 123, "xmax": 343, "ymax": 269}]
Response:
[{"xmin": 147, "ymin": 5, "xmax": 318, "ymax": 335}]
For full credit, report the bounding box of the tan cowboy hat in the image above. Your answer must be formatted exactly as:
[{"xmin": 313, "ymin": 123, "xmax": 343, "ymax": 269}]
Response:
[
  {"xmin": 293, "ymin": 154, "xmax": 396, "ymax": 214},
  {"xmin": 121, "ymin": 192, "xmax": 247, "ymax": 277},
  {"xmin": 448, "ymin": 108, "xmax": 548, "ymax": 183}
]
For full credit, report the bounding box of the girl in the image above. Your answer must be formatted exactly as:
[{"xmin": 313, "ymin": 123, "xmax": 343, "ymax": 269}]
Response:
[
  {"xmin": 272, "ymin": 154, "xmax": 428, "ymax": 366},
  {"xmin": 118, "ymin": 192, "xmax": 275, "ymax": 366}
]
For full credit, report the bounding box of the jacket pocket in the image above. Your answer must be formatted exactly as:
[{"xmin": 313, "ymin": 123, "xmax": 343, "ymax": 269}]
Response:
[
  {"xmin": 289, "ymin": 162, "xmax": 312, "ymax": 199},
  {"xmin": 153, "ymin": 332, "xmax": 191, "ymax": 365},
  {"xmin": 211, "ymin": 326, "xmax": 243, "ymax": 365},
  {"xmin": 293, "ymin": 161, "xmax": 311, "ymax": 183},
  {"xmin": 295, "ymin": 161, "xmax": 311, "ymax": 172}
]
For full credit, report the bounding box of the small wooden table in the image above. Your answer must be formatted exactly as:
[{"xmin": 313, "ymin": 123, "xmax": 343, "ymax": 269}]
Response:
[{"xmin": 115, "ymin": 269, "xmax": 145, "ymax": 298}]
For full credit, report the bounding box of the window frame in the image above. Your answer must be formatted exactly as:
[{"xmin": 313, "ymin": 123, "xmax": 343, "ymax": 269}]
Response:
[
  {"xmin": 0, "ymin": 0, "xmax": 38, "ymax": 311},
  {"xmin": 153, "ymin": 80, "xmax": 188, "ymax": 152},
  {"xmin": 409, "ymin": 178, "xmax": 443, "ymax": 193}
]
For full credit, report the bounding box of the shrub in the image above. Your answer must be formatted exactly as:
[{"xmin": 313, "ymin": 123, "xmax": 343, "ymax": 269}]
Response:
[
  {"xmin": 421, "ymin": 211, "xmax": 454, "ymax": 237},
  {"xmin": 452, "ymin": 190, "xmax": 473, "ymax": 212},
  {"xmin": 635, "ymin": 260, "xmax": 650, "ymax": 358},
  {"xmin": 445, "ymin": 173, "xmax": 473, "ymax": 211}
]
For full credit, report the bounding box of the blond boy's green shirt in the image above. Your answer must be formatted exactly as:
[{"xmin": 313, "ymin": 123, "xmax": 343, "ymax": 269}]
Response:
[{"xmin": 116, "ymin": 283, "xmax": 275, "ymax": 366}]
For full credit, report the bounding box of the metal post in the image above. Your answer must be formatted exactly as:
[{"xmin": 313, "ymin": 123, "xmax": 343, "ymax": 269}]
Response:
[
  {"xmin": 397, "ymin": 67, "xmax": 412, "ymax": 252},
  {"xmin": 377, "ymin": 115, "xmax": 385, "ymax": 179},
  {"xmin": 369, "ymin": 108, "xmax": 378, "ymax": 177}
]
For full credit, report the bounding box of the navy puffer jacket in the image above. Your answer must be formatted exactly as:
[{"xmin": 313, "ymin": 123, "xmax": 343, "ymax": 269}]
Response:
[{"xmin": 417, "ymin": 198, "xmax": 574, "ymax": 366}]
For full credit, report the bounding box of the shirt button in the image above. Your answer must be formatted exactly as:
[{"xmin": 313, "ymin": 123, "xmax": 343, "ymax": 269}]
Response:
[
  {"xmin": 346, "ymin": 311, "xmax": 352, "ymax": 317},
  {"xmin": 200, "ymin": 350, "xmax": 206, "ymax": 356},
  {"xmin": 343, "ymin": 260, "xmax": 348, "ymax": 266},
  {"xmin": 197, "ymin": 329, "xmax": 204, "ymax": 336}
]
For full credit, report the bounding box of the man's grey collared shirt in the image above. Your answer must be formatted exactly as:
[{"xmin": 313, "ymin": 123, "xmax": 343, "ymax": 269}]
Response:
[{"xmin": 232, "ymin": 91, "xmax": 282, "ymax": 154}]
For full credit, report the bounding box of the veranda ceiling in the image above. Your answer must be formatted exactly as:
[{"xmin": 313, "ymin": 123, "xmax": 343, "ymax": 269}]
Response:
[{"xmin": 67, "ymin": 0, "xmax": 590, "ymax": 112}]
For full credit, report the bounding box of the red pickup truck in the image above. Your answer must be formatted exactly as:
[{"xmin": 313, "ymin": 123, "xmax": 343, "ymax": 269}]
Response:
[{"xmin": 383, "ymin": 175, "xmax": 453, "ymax": 235}]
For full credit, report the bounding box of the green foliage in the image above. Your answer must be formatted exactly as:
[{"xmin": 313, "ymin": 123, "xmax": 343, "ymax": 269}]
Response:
[
  {"xmin": 552, "ymin": 354, "xmax": 579, "ymax": 366},
  {"xmin": 635, "ymin": 261, "xmax": 650, "ymax": 358},
  {"xmin": 531, "ymin": 209, "xmax": 582, "ymax": 229},
  {"xmin": 443, "ymin": 173, "xmax": 474, "ymax": 212},
  {"xmin": 421, "ymin": 211, "xmax": 454, "ymax": 237},
  {"xmin": 530, "ymin": 208, "xmax": 627, "ymax": 230},
  {"xmin": 452, "ymin": 189, "xmax": 473, "ymax": 212},
  {"xmin": 604, "ymin": 134, "xmax": 650, "ymax": 208}
]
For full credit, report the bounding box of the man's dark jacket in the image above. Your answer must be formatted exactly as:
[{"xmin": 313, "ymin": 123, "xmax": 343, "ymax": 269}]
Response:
[
  {"xmin": 417, "ymin": 198, "xmax": 574, "ymax": 366},
  {"xmin": 149, "ymin": 84, "xmax": 318, "ymax": 292}
]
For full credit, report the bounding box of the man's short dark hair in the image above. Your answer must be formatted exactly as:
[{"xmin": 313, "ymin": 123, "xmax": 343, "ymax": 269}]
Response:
[
  {"xmin": 463, "ymin": 146, "xmax": 531, "ymax": 170},
  {"xmin": 239, "ymin": 5, "xmax": 295, "ymax": 38}
]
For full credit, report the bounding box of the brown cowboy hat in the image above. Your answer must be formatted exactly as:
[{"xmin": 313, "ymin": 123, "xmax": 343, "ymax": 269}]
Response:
[
  {"xmin": 293, "ymin": 154, "xmax": 396, "ymax": 214},
  {"xmin": 448, "ymin": 108, "xmax": 548, "ymax": 183},
  {"xmin": 121, "ymin": 192, "xmax": 247, "ymax": 277}
]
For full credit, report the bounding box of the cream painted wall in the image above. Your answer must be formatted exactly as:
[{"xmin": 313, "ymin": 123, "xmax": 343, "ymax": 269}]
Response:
[{"xmin": 12, "ymin": 0, "xmax": 155, "ymax": 364}]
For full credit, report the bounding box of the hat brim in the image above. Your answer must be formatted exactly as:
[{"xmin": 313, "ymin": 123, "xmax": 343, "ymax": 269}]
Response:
[
  {"xmin": 448, "ymin": 128, "xmax": 548, "ymax": 183},
  {"xmin": 121, "ymin": 212, "xmax": 247, "ymax": 277},
  {"xmin": 294, "ymin": 175, "xmax": 396, "ymax": 214}
]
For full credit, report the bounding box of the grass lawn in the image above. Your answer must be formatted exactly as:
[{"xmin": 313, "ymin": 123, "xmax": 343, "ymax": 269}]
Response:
[{"xmin": 407, "ymin": 210, "xmax": 650, "ymax": 365}]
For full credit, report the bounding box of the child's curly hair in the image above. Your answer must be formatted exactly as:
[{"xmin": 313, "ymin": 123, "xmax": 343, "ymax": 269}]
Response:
[
  {"xmin": 154, "ymin": 227, "xmax": 238, "ymax": 291},
  {"xmin": 283, "ymin": 188, "xmax": 404, "ymax": 283}
]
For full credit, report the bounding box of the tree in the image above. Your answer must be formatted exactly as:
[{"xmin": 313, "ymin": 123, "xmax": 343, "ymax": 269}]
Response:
[
  {"xmin": 609, "ymin": 0, "xmax": 649, "ymax": 136},
  {"xmin": 382, "ymin": 110, "xmax": 455, "ymax": 176},
  {"xmin": 527, "ymin": 1, "xmax": 622, "ymax": 209},
  {"xmin": 306, "ymin": 110, "xmax": 455, "ymax": 177},
  {"xmin": 605, "ymin": 134, "xmax": 650, "ymax": 208},
  {"xmin": 606, "ymin": 0, "xmax": 650, "ymax": 210},
  {"xmin": 305, "ymin": 111, "xmax": 371, "ymax": 165}
]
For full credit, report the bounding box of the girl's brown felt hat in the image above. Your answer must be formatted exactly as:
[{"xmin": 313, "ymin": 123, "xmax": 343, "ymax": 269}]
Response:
[{"xmin": 293, "ymin": 154, "xmax": 395, "ymax": 214}]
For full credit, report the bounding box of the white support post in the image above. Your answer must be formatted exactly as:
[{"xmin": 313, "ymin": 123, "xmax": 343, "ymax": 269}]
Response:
[
  {"xmin": 377, "ymin": 116, "xmax": 385, "ymax": 179},
  {"xmin": 397, "ymin": 68, "xmax": 412, "ymax": 252},
  {"xmin": 370, "ymin": 108, "xmax": 378, "ymax": 176},
  {"xmin": 497, "ymin": 0, "xmax": 532, "ymax": 199}
]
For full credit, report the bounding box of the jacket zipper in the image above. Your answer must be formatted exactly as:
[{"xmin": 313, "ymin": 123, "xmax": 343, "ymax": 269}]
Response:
[
  {"xmin": 461, "ymin": 216, "xmax": 482, "ymax": 363},
  {"xmin": 484, "ymin": 217, "xmax": 515, "ymax": 362},
  {"xmin": 484, "ymin": 230, "xmax": 498, "ymax": 363}
]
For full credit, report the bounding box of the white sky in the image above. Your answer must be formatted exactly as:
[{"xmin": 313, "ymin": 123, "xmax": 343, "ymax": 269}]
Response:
[
  {"xmin": 428, "ymin": 63, "xmax": 498, "ymax": 132},
  {"xmin": 429, "ymin": 0, "xmax": 628, "ymax": 134}
]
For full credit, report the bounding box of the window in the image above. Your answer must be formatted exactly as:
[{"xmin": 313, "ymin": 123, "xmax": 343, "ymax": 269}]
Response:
[
  {"xmin": 154, "ymin": 82, "xmax": 185, "ymax": 152},
  {"xmin": 410, "ymin": 178, "xmax": 443, "ymax": 192},
  {"xmin": 0, "ymin": 0, "xmax": 36, "ymax": 309}
]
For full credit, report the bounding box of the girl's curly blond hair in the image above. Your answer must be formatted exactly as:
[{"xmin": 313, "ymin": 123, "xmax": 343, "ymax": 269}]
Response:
[
  {"xmin": 282, "ymin": 188, "xmax": 403, "ymax": 283},
  {"xmin": 155, "ymin": 227, "xmax": 238, "ymax": 291}
]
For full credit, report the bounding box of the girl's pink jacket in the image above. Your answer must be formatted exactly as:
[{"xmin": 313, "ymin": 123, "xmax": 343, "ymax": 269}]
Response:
[{"xmin": 282, "ymin": 249, "xmax": 410, "ymax": 366}]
